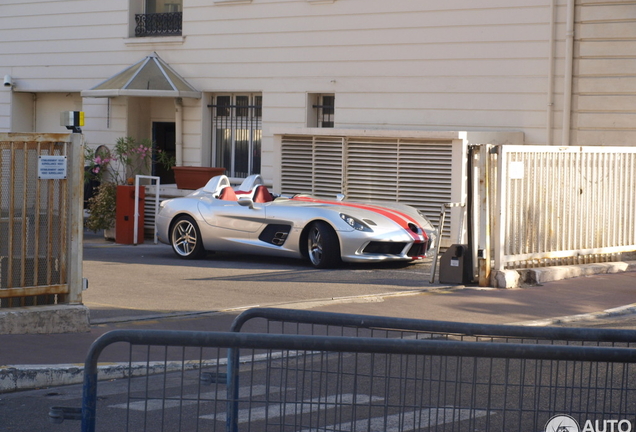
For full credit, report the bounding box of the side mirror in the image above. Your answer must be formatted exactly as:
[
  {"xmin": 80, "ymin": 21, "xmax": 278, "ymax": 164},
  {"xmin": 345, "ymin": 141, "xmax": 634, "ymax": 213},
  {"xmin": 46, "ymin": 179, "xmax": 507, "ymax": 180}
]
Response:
[{"xmin": 238, "ymin": 197, "xmax": 255, "ymax": 209}]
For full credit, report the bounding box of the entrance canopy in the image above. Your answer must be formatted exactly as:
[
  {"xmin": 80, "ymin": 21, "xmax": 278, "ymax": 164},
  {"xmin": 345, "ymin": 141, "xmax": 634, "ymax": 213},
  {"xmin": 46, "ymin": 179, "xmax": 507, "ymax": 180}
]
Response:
[{"xmin": 81, "ymin": 52, "xmax": 201, "ymax": 99}]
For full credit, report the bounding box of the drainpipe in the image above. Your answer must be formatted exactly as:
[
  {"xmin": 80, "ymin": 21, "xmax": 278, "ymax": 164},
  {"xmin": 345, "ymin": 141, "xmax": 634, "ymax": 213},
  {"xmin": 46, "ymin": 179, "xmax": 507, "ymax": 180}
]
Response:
[
  {"xmin": 175, "ymin": 97, "xmax": 183, "ymax": 166},
  {"xmin": 546, "ymin": 0, "xmax": 556, "ymax": 145},
  {"xmin": 561, "ymin": 0, "xmax": 575, "ymax": 146}
]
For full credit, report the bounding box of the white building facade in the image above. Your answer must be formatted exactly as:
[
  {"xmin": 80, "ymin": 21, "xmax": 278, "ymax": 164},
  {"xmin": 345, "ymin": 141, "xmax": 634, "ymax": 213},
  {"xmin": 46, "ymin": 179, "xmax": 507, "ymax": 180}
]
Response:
[{"xmin": 1, "ymin": 0, "xmax": 635, "ymax": 191}]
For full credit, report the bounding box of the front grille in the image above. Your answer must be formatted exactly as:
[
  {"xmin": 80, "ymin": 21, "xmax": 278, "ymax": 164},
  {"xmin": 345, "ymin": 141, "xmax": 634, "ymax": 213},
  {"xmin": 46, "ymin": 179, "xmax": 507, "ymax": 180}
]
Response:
[
  {"xmin": 363, "ymin": 242, "xmax": 406, "ymax": 255},
  {"xmin": 407, "ymin": 242, "xmax": 428, "ymax": 257}
]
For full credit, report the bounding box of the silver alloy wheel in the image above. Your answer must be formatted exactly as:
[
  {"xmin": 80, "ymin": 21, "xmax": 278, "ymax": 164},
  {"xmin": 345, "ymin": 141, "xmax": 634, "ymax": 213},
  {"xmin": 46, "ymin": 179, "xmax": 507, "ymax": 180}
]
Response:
[
  {"xmin": 308, "ymin": 224, "xmax": 323, "ymax": 266},
  {"xmin": 172, "ymin": 218, "xmax": 199, "ymax": 257}
]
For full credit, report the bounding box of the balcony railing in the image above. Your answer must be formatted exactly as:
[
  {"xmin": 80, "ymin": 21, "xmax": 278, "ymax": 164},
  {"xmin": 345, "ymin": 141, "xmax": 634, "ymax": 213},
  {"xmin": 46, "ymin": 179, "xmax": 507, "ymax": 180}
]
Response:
[{"xmin": 135, "ymin": 12, "xmax": 182, "ymax": 37}]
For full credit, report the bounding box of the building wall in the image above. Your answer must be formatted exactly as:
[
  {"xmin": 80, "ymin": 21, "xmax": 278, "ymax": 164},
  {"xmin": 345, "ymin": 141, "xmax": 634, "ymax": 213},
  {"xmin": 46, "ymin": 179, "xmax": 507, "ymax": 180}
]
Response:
[
  {"xmin": 34, "ymin": 93, "xmax": 83, "ymax": 132},
  {"xmin": 1, "ymin": 0, "xmax": 635, "ymax": 183},
  {"xmin": 574, "ymin": 0, "xmax": 636, "ymax": 146},
  {"xmin": 9, "ymin": 93, "xmax": 34, "ymax": 132}
]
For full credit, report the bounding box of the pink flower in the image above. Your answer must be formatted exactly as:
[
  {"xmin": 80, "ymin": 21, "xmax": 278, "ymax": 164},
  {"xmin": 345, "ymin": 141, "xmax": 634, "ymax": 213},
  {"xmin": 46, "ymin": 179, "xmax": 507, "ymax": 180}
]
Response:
[{"xmin": 92, "ymin": 166, "xmax": 100, "ymax": 174}]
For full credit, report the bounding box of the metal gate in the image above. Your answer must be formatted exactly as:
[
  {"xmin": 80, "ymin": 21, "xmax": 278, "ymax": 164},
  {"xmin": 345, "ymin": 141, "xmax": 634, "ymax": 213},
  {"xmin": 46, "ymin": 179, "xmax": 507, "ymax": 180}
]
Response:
[
  {"xmin": 0, "ymin": 133, "xmax": 84, "ymax": 308},
  {"xmin": 468, "ymin": 145, "xmax": 636, "ymax": 285}
]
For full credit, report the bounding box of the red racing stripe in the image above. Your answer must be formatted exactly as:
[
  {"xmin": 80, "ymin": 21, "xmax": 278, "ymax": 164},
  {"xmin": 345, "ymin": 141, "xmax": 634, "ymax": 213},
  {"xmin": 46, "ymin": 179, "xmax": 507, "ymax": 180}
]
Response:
[{"xmin": 291, "ymin": 196, "xmax": 428, "ymax": 242}]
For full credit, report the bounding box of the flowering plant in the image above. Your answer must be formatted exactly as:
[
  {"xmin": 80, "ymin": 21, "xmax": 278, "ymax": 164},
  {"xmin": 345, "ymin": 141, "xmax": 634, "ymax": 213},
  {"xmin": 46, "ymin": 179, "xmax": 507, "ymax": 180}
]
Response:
[
  {"xmin": 85, "ymin": 137, "xmax": 175, "ymax": 186},
  {"xmin": 84, "ymin": 137, "xmax": 175, "ymax": 232}
]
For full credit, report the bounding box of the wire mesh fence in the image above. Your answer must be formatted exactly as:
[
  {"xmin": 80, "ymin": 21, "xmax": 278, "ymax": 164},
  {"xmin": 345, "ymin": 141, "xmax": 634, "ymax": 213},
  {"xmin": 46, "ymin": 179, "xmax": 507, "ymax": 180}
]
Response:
[
  {"xmin": 0, "ymin": 135, "xmax": 71, "ymax": 307},
  {"xmin": 58, "ymin": 326, "xmax": 636, "ymax": 432}
]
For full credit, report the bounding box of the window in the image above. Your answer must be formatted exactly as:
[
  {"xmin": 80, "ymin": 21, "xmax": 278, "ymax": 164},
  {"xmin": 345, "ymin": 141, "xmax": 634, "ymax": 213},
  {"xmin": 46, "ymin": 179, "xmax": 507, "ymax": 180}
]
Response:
[
  {"xmin": 135, "ymin": 0, "xmax": 182, "ymax": 37},
  {"xmin": 308, "ymin": 94, "xmax": 335, "ymax": 128},
  {"xmin": 211, "ymin": 94, "xmax": 262, "ymax": 178}
]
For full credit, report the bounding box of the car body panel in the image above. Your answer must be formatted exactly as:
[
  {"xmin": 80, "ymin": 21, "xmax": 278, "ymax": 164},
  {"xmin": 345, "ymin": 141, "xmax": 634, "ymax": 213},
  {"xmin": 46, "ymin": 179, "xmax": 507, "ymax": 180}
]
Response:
[{"xmin": 156, "ymin": 175, "xmax": 438, "ymax": 265}]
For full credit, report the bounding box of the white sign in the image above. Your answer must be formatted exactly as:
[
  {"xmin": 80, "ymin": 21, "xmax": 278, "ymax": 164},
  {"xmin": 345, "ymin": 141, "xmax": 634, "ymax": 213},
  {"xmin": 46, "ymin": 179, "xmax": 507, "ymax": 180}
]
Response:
[{"xmin": 38, "ymin": 155, "xmax": 67, "ymax": 179}]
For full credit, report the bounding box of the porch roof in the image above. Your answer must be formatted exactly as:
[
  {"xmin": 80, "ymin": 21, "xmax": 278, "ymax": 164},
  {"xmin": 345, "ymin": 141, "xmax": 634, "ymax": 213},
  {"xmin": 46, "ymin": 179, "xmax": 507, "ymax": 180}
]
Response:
[{"xmin": 81, "ymin": 52, "xmax": 201, "ymax": 99}]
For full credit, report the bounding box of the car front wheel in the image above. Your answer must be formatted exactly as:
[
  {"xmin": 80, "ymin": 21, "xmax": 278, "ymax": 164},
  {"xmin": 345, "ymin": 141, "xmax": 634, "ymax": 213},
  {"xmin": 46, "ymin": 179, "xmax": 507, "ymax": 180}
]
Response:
[
  {"xmin": 170, "ymin": 215, "xmax": 206, "ymax": 259},
  {"xmin": 307, "ymin": 221, "xmax": 341, "ymax": 269}
]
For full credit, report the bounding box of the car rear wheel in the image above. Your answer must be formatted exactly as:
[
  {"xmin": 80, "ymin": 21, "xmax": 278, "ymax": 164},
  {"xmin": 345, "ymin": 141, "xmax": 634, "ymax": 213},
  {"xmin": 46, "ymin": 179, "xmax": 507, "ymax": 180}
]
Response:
[
  {"xmin": 171, "ymin": 215, "xmax": 206, "ymax": 259},
  {"xmin": 307, "ymin": 221, "xmax": 341, "ymax": 269}
]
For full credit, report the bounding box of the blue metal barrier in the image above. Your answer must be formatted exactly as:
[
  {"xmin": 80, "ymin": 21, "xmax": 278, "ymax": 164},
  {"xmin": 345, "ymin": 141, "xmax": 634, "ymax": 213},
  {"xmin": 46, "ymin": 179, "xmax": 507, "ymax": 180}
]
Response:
[
  {"xmin": 230, "ymin": 307, "xmax": 636, "ymax": 345},
  {"xmin": 57, "ymin": 328, "xmax": 636, "ymax": 432}
]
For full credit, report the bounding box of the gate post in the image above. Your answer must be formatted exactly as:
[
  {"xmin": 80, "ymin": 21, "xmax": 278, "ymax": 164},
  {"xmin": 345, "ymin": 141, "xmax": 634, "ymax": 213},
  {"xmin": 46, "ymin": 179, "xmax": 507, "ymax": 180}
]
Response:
[
  {"xmin": 68, "ymin": 133, "xmax": 84, "ymax": 304},
  {"xmin": 477, "ymin": 144, "xmax": 492, "ymax": 286}
]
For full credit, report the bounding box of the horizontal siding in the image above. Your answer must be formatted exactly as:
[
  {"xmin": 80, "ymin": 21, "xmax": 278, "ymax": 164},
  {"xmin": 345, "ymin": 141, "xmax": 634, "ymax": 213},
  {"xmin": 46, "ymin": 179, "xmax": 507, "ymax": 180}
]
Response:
[
  {"xmin": 0, "ymin": 0, "xmax": 597, "ymax": 156},
  {"xmin": 575, "ymin": 0, "xmax": 636, "ymax": 146},
  {"xmin": 572, "ymin": 129, "xmax": 636, "ymax": 146},
  {"xmin": 0, "ymin": 93, "xmax": 10, "ymax": 133}
]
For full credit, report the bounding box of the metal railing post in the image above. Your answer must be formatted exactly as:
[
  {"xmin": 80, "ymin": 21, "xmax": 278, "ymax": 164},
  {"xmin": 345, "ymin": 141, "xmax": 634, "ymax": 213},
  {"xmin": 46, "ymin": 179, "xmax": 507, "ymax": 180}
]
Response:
[
  {"xmin": 68, "ymin": 133, "xmax": 84, "ymax": 304},
  {"xmin": 134, "ymin": 175, "xmax": 160, "ymax": 245},
  {"xmin": 226, "ymin": 348, "xmax": 240, "ymax": 432}
]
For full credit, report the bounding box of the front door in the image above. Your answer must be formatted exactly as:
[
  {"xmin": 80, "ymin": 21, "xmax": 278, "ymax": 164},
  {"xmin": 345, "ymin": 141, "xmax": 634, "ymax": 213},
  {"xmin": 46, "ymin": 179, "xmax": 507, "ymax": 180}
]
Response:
[{"xmin": 152, "ymin": 122, "xmax": 176, "ymax": 184}]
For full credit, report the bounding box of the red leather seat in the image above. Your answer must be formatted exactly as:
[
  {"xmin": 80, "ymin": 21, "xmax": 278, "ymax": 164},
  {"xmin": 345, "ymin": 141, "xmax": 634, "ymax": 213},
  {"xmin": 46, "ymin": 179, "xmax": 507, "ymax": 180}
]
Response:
[
  {"xmin": 253, "ymin": 185, "xmax": 274, "ymax": 203},
  {"xmin": 218, "ymin": 186, "xmax": 238, "ymax": 201}
]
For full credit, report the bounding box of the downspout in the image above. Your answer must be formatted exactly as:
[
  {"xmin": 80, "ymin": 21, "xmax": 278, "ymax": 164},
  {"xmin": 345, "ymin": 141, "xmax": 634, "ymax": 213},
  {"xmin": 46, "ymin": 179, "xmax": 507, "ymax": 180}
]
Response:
[
  {"xmin": 561, "ymin": 0, "xmax": 575, "ymax": 146},
  {"xmin": 175, "ymin": 97, "xmax": 183, "ymax": 166},
  {"xmin": 546, "ymin": 0, "xmax": 557, "ymax": 145}
]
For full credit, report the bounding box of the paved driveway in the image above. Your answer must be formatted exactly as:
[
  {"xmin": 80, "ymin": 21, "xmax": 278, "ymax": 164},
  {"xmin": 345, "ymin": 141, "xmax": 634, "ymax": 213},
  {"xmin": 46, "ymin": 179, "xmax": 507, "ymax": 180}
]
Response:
[{"xmin": 82, "ymin": 230, "xmax": 439, "ymax": 323}]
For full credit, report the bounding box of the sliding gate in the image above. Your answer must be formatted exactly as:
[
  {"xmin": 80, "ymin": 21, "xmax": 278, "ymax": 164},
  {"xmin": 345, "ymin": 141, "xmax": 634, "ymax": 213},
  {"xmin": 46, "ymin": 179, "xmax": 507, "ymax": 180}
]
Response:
[{"xmin": 472, "ymin": 145, "xmax": 636, "ymax": 285}]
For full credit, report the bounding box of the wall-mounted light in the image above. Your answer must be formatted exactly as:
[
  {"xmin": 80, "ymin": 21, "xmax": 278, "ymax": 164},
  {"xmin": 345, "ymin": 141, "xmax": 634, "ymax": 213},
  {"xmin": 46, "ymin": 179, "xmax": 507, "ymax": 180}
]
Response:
[{"xmin": 3, "ymin": 75, "xmax": 13, "ymax": 88}]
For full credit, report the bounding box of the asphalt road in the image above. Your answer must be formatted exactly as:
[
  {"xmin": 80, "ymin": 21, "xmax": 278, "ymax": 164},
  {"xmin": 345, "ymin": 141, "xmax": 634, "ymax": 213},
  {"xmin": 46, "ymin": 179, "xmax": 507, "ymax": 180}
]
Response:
[{"xmin": 82, "ymin": 230, "xmax": 441, "ymax": 323}]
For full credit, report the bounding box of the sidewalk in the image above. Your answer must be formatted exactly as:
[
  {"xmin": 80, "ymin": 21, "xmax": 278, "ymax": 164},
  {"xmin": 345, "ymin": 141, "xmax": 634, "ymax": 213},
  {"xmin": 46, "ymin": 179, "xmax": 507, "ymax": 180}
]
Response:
[{"xmin": 1, "ymin": 264, "xmax": 635, "ymax": 393}]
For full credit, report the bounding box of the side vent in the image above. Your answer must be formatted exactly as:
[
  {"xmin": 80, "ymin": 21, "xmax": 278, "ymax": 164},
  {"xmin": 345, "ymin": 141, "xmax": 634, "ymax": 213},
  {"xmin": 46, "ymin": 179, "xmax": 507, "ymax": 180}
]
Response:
[{"xmin": 258, "ymin": 224, "xmax": 292, "ymax": 247}]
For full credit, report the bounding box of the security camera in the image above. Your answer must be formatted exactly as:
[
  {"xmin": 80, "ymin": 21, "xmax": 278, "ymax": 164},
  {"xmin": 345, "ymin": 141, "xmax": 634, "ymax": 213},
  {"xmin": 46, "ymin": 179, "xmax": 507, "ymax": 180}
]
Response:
[{"xmin": 3, "ymin": 75, "xmax": 13, "ymax": 87}]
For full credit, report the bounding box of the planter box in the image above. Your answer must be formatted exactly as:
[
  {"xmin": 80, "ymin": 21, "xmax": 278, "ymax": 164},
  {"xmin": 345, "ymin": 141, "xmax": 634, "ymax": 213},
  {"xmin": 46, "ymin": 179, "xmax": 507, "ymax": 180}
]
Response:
[
  {"xmin": 173, "ymin": 167, "xmax": 226, "ymax": 190},
  {"xmin": 115, "ymin": 185, "xmax": 144, "ymax": 245}
]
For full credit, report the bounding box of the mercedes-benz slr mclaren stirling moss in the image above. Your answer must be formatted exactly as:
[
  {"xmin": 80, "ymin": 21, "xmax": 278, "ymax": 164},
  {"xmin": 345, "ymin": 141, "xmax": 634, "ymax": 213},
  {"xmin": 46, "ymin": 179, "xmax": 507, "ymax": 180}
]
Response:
[{"xmin": 156, "ymin": 174, "xmax": 438, "ymax": 269}]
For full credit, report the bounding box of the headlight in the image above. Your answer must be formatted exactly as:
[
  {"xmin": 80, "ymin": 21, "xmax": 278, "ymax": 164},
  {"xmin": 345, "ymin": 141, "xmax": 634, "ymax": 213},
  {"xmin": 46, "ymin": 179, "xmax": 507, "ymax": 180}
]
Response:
[{"xmin": 340, "ymin": 213, "xmax": 373, "ymax": 232}]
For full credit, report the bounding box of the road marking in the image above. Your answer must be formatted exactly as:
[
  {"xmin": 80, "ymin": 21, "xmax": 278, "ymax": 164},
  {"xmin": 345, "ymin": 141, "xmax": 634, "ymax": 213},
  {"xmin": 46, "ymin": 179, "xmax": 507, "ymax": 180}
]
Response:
[
  {"xmin": 299, "ymin": 407, "xmax": 491, "ymax": 432},
  {"xmin": 109, "ymin": 385, "xmax": 287, "ymax": 411},
  {"xmin": 203, "ymin": 394, "xmax": 384, "ymax": 423}
]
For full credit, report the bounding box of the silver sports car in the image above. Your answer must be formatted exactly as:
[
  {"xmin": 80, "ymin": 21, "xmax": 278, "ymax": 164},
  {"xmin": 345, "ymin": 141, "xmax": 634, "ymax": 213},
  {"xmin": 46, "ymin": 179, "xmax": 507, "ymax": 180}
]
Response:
[{"xmin": 156, "ymin": 174, "xmax": 438, "ymax": 268}]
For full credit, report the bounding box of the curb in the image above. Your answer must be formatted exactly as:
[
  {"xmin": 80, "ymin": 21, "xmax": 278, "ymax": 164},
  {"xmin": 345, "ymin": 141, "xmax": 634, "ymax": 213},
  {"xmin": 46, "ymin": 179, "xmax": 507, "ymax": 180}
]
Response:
[
  {"xmin": 496, "ymin": 260, "xmax": 636, "ymax": 288},
  {"xmin": 0, "ymin": 360, "xmax": 220, "ymax": 394},
  {"xmin": 0, "ymin": 305, "xmax": 90, "ymax": 335}
]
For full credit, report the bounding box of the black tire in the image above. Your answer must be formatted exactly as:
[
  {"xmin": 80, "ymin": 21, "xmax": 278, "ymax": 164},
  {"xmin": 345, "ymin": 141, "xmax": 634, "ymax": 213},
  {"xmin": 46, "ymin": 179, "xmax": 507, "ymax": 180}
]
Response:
[
  {"xmin": 170, "ymin": 215, "xmax": 206, "ymax": 259},
  {"xmin": 306, "ymin": 221, "xmax": 341, "ymax": 269}
]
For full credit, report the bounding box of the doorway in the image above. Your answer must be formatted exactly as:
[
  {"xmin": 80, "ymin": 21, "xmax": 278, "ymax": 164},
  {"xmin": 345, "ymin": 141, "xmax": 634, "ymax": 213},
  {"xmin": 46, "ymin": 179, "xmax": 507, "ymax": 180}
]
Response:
[{"xmin": 152, "ymin": 122, "xmax": 176, "ymax": 184}]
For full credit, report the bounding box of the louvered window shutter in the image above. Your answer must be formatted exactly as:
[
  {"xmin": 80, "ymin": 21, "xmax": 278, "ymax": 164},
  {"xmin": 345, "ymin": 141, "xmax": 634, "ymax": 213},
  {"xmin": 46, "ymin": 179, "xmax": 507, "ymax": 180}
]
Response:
[{"xmin": 280, "ymin": 134, "xmax": 453, "ymax": 225}]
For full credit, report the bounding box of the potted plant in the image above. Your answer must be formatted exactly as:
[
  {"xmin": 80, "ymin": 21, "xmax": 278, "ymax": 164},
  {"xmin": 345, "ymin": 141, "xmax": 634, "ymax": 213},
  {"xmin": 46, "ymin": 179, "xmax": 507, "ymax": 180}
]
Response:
[
  {"xmin": 172, "ymin": 166, "xmax": 226, "ymax": 190},
  {"xmin": 84, "ymin": 137, "xmax": 175, "ymax": 241}
]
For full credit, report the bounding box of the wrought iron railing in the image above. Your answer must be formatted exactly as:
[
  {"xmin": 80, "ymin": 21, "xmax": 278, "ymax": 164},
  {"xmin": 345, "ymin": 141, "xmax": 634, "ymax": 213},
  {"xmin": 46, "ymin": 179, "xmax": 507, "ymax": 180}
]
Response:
[
  {"xmin": 313, "ymin": 96, "xmax": 335, "ymax": 128},
  {"xmin": 135, "ymin": 12, "xmax": 182, "ymax": 37}
]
